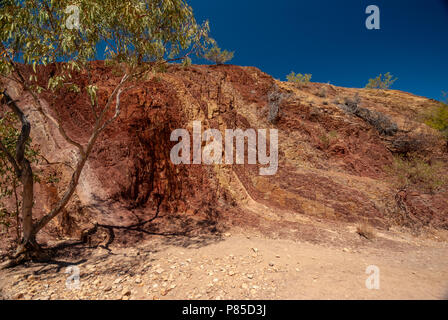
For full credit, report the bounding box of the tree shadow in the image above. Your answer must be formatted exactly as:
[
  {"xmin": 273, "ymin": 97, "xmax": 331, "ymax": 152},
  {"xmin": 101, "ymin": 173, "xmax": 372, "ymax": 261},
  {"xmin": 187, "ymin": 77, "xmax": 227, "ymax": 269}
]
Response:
[
  {"xmin": 31, "ymin": 258, "xmax": 87, "ymax": 276},
  {"xmin": 1, "ymin": 191, "xmax": 228, "ymax": 274},
  {"xmin": 27, "ymin": 213, "xmax": 225, "ymax": 279},
  {"xmin": 95, "ymin": 211, "xmax": 225, "ymax": 250},
  {"xmin": 41, "ymin": 212, "xmax": 222, "ymax": 269}
]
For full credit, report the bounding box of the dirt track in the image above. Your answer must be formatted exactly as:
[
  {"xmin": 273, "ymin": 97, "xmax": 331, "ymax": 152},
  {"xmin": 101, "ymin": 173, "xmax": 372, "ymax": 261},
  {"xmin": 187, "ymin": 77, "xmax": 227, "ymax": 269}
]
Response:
[{"xmin": 1, "ymin": 227, "xmax": 447, "ymax": 300}]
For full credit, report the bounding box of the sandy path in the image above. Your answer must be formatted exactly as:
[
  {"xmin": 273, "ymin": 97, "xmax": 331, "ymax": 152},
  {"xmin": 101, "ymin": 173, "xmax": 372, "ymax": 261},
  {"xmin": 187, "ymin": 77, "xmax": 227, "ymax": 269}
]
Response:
[{"xmin": 1, "ymin": 231, "xmax": 447, "ymax": 300}]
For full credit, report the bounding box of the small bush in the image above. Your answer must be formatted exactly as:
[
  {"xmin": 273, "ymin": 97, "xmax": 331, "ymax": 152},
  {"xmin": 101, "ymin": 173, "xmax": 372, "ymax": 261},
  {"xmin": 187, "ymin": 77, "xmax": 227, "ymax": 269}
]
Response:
[
  {"xmin": 286, "ymin": 72, "xmax": 312, "ymax": 85},
  {"xmin": 386, "ymin": 154, "xmax": 446, "ymax": 193},
  {"xmin": 318, "ymin": 130, "xmax": 338, "ymax": 149},
  {"xmin": 182, "ymin": 57, "xmax": 192, "ymax": 67},
  {"xmin": 365, "ymin": 72, "xmax": 397, "ymax": 90},
  {"xmin": 203, "ymin": 46, "xmax": 234, "ymax": 65},
  {"xmin": 424, "ymin": 102, "xmax": 448, "ymax": 140}
]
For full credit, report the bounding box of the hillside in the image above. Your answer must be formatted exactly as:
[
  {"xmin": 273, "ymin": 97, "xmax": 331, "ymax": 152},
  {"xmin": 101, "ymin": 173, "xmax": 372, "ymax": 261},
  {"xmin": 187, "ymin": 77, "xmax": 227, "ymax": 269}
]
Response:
[{"xmin": 0, "ymin": 63, "xmax": 447, "ymax": 299}]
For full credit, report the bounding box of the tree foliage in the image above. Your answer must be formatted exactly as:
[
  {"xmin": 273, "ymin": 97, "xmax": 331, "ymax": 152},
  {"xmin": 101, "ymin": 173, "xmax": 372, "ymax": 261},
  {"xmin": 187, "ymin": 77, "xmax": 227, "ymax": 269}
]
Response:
[
  {"xmin": 0, "ymin": 0, "xmax": 212, "ymax": 258},
  {"xmin": 0, "ymin": 0, "xmax": 212, "ymax": 92}
]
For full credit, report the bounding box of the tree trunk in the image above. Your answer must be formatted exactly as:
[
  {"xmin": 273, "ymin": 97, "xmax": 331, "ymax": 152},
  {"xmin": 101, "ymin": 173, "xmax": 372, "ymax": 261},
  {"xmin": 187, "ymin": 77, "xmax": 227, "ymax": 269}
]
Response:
[
  {"xmin": 31, "ymin": 156, "xmax": 87, "ymax": 237},
  {"xmin": 31, "ymin": 74, "xmax": 128, "ymax": 237},
  {"xmin": 1, "ymin": 90, "xmax": 39, "ymax": 256},
  {"xmin": 1, "ymin": 76, "xmax": 128, "ymax": 266},
  {"xmin": 20, "ymin": 158, "xmax": 34, "ymax": 245}
]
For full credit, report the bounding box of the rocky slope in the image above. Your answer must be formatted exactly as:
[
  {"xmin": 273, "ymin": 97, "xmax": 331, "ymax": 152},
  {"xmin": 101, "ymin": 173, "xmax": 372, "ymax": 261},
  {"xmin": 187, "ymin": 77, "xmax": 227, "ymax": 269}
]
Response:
[{"xmin": 1, "ymin": 62, "xmax": 447, "ymax": 251}]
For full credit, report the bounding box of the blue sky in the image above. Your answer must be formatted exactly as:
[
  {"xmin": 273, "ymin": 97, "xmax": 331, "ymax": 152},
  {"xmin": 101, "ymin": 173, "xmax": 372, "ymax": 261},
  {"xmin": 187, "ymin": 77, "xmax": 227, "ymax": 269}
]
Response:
[{"xmin": 189, "ymin": 0, "xmax": 448, "ymax": 100}]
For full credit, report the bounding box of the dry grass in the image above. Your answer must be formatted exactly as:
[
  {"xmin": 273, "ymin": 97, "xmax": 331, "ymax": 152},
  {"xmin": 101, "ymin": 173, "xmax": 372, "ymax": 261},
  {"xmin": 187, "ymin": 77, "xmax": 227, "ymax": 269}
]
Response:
[
  {"xmin": 356, "ymin": 223, "xmax": 376, "ymax": 240},
  {"xmin": 316, "ymin": 86, "xmax": 328, "ymax": 98}
]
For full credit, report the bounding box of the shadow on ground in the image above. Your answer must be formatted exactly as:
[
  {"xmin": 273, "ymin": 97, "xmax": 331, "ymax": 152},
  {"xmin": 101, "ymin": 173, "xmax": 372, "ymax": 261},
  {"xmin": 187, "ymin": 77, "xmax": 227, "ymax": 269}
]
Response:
[{"xmin": 0, "ymin": 211, "xmax": 227, "ymax": 279}]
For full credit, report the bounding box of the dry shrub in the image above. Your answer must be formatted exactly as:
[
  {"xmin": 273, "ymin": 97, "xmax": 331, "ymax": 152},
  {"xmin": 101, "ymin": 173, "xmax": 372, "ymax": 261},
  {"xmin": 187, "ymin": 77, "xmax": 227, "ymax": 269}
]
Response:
[
  {"xmin": 332, "ymin": 96, "xmax": 344, "ymax": 105},
  {"xmin": 356, "ymin": 223, "xmax": 376, "ymax": 240},
  {"xmin": 267, "ymin": 84, "xmax": 289, "ymax": 124},
  {"xmin": 339, "ymin": 93, "xmax": 398, "ymax": 136},
  {"xmin": 390, "ymin": 132, "xmax": 437, "ymax": 156},
  {"xmin": 316, "ymin": 86, "xmax": 328, "ymax": 98}
]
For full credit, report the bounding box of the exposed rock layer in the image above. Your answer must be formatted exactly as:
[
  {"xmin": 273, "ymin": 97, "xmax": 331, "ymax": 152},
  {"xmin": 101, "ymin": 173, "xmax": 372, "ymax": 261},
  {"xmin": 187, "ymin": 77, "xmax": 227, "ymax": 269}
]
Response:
[{"xmin": 2, "ymin": 62, "xmax": 447, "ymax": 247}]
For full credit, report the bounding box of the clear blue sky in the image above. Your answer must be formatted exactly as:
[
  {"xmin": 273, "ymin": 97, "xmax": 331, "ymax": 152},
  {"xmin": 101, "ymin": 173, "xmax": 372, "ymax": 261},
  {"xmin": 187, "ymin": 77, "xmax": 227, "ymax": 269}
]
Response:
[{"xmin": 189, "ymin": 0, "xmax": 448, "ymax": 100}]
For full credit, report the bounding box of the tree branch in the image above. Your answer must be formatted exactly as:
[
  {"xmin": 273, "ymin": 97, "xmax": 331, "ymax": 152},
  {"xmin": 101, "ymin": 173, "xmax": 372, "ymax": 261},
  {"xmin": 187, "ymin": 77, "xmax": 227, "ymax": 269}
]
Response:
[
  {"xmin": 0, "ymin": 42, "xmax": 87, "ymax": 158},
  {"xmin": 24, "ymin": 88, "xmax": 87, "ymax": 158},
  {"xmin": 98, "ymin": 84, "xmax": 135, "ymax": 133},
  {"xmin": 32, "ymin": 74, "xmax": 131, "ymax": 236}
]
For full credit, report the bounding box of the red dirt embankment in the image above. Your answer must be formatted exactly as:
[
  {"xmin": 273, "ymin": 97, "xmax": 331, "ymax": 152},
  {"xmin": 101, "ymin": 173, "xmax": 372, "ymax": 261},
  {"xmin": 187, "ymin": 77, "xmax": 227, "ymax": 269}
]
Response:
[{"xmin": 1, "ymin": 62, "xmax": 447, "ymax": 248}]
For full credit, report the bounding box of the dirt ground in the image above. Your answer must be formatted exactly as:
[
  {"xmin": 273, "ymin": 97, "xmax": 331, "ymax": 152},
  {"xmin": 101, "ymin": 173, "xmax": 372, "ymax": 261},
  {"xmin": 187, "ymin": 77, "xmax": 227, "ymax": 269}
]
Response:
[{"xmin": 1, "ymin": 224, "xmax": 447, "ymax": 300}]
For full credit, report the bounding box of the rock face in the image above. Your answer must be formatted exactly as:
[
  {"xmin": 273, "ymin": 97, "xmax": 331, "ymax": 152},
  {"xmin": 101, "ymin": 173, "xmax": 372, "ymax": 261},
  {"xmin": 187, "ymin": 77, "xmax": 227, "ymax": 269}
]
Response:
[{"xmin": 1, "ymin": 62, "xmax": 447, "ymax": 246}]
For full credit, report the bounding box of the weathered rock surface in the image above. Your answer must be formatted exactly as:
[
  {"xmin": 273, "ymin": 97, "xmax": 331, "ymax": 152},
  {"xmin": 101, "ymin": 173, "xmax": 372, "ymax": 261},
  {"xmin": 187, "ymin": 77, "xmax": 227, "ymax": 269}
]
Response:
[{"xmin": 0, "ymin": 62, "xmax": 447, "ymax": 251}]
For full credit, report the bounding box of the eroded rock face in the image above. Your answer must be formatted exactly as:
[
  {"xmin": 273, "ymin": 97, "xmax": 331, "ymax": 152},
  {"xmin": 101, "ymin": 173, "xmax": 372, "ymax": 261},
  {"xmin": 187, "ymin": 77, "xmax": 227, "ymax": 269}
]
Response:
[{"xmin": 2, "ymin": 62, "xmax": 447, "ymax": 245}]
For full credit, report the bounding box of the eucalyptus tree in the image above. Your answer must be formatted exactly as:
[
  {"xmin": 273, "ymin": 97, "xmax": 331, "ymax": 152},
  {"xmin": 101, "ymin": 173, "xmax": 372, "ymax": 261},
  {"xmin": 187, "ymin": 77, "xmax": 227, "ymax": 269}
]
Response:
[{"xmin": 0, "ymin": 0, "xmax": 211, "ymax": 265}]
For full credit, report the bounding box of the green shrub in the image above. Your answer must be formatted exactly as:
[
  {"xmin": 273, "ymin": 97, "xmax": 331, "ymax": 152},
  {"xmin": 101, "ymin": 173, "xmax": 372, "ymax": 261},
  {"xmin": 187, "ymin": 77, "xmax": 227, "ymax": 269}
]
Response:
[
  {"xmin": 203, "ymin": 46, "xmax": 234, "ymax": 65},
  {"xmin": 286, "ymin": 72, "xmax": 312, "ymax": 85},
  {"xmin": 182, "ymin": 57, "xmax": 192, "ymax": 67},
  {"xmin": 424, "ymin": 102, "xmax": 448, "ymax": 140},
  {"xmin": 319, "ymin": 130, "xmax": 338, "ymax": 149},
  {"xmin": 386, "ymin": 154, "xmax": 446, "ymax": 193},
  {"xmin": 365, "ymin": 72, "xmax": 397, "ymax": 90}
]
